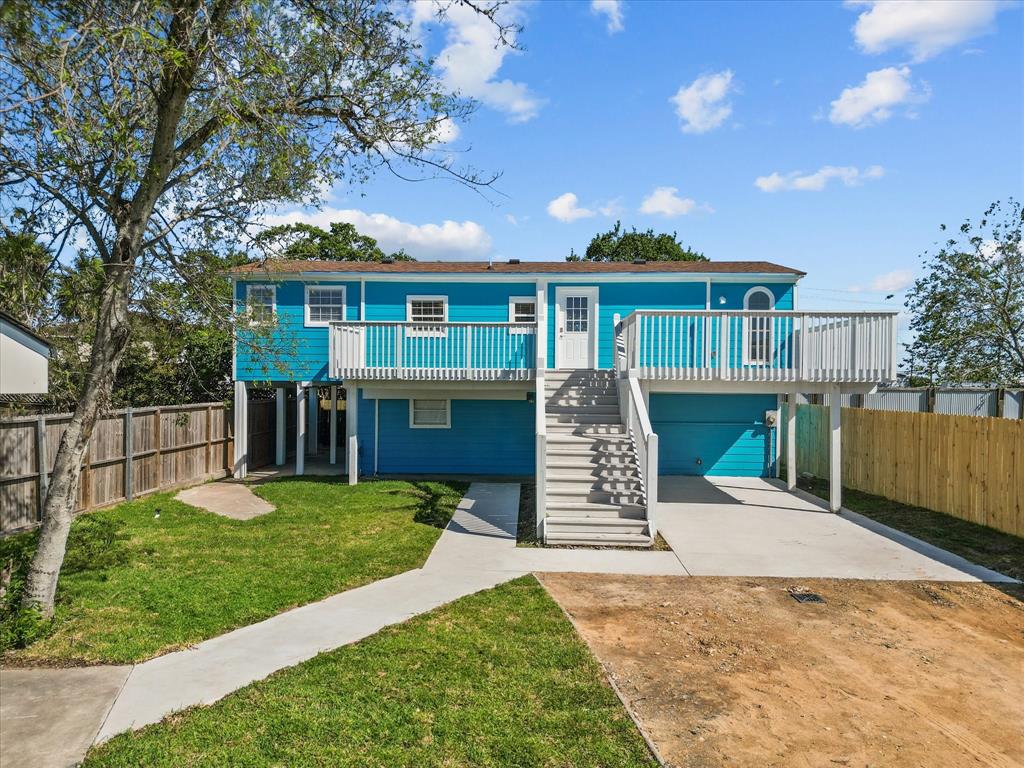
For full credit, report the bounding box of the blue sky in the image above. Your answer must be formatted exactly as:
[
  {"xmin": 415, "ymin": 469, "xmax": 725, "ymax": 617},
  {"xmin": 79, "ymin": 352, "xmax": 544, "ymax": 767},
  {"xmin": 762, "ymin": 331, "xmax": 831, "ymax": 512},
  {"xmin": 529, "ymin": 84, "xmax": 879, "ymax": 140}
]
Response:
[{"xmin": 269, "ymin": 0, "xmax": 1023, "ymax": 318}]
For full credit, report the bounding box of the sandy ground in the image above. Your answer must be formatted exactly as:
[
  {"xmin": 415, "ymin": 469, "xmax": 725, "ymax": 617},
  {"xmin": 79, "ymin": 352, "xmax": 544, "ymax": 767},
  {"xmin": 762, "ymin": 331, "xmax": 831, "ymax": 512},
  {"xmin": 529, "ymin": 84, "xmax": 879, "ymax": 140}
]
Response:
[{"xmin": 540, "ymin": 575, "xmax": 1024, "ymax": 768}]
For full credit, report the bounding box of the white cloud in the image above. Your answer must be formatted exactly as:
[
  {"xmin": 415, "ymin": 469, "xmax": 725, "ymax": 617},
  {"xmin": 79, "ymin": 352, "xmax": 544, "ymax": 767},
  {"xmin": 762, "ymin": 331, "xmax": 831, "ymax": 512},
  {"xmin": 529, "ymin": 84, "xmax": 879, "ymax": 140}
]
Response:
[
  {"xmin": 546, "ymin": 192, "xmax": 595, "ymax": 223},
  {"xmin": 848, "ymin": 0, "xmax": 1006, "ymax": 62},
  {"xmin": 639, "ymin": 186, "xmax": 698, "ymax": 217},
  {"xmin": 598, "ymin": 198, "xmax": 625, "ymax": 217},
  {"xmin": 869, "ymin": 269, "xmax": 915, "ymax": 292},
  {"xmin": 431, "ymin": 116, "xmax": 460, "ymax": 145},
  {"xmin": 754, "ymin": 164, "xmax": 885, "ymax": 192},
  {"xmin": 670, "ymin": 70, "xmax": 735, "ymax": 134},
  {"xmin": 262, "ymin": 207, "xmax": 491, "ymax": 260},
  {"xmin": 591, "ymin": 0, "xmax": 624, "ymax": 34},
  {"xmin": 828, "ymin": 66, "xmax": 927, "ymax": 127},
  {"xmin": 425, "ymin": 2, "xmax": 544, "ymax": 123}
]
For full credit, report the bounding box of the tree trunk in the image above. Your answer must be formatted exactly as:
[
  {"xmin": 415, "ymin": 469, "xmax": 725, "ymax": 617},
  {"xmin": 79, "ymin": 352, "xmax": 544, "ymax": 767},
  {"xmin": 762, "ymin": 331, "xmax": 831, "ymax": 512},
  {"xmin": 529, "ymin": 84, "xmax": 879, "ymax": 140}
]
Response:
[{"xmin": 21, "ymin": 262, "xmax": 133, "ymax": 616}]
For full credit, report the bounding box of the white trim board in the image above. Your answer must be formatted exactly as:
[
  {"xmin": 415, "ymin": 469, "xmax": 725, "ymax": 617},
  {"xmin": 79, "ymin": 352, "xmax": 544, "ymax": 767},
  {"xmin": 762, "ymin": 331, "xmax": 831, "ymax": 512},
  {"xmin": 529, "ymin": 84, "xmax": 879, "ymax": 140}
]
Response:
[
  {"xmin": 234, "ymin": 272, "xmax": 803, "ymax": 285},
  {"xmin": 361, "ymin": 387, "xmax": 529, "ymax": 401}
]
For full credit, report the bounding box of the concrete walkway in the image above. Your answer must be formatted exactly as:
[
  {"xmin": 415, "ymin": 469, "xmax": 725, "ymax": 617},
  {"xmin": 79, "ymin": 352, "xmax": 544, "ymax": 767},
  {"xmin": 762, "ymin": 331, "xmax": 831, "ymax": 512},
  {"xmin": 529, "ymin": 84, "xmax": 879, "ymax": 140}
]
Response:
[
  {"xmin": 3, "ymin": 478, "xmax": 1014, "ymax": 767},
  {"xmin": 657, "ymin": 476, "xmax": 1014, "ymax": 582},
  {"xmin": 176, "ymin": 482, "xmax": 275, "ymax": 520}
]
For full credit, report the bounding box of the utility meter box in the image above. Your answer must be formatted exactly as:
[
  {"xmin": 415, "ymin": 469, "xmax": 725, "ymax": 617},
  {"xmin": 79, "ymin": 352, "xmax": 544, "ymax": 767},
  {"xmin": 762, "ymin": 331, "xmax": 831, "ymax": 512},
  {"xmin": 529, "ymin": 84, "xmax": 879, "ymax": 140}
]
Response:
[{"xmin": 764, "ymin": 410, "xmax": 779, "ymax": 427}]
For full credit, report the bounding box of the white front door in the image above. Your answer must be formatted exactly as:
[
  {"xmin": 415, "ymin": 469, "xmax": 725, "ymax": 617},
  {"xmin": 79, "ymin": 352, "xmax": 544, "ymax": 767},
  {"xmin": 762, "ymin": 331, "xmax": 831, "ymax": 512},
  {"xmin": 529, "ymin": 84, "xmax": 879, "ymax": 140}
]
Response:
[{"xmin": 556, "ymin": 287, "xmax": 598, "ymax": 369}]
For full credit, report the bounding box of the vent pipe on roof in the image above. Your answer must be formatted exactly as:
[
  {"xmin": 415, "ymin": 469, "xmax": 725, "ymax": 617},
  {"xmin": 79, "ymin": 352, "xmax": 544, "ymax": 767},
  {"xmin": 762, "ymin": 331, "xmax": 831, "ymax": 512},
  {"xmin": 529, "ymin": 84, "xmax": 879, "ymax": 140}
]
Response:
[
  {"xmin": 632, "ymin": 258, "xmax": 647, "ymax": 265},
  {"xmin": 487, "ymin": 254, "xmax": 493, "ymax": 270},
  {"xmin": 382, "ymin": 256, "xmax": 394, "ymax": 264},
  {"xmin": 508, "ymin": 258, "xmax": 520, "ymax": 265}
]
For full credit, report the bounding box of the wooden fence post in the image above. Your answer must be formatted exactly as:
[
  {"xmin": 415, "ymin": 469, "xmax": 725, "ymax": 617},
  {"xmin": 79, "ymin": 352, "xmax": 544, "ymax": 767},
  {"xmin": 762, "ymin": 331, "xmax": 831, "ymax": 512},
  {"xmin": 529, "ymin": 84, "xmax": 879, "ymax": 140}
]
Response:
[
  {"xmin": 82, "ymin": 442, "xmax": 92, "ymax": 511},
  {"xmin": 36, "ymin": 416, "xmax": 47, "ymax": 521},
  {"xmin": 154, "ymin": 408, "xmax": 163, "ymax": 488},
  {"xmin": 124, "ymin": 408, "xmax": 134, "ymax": 500},
  {"xmin": 205, "ymin": 404, "xmax": 212, "ymax": 475}
]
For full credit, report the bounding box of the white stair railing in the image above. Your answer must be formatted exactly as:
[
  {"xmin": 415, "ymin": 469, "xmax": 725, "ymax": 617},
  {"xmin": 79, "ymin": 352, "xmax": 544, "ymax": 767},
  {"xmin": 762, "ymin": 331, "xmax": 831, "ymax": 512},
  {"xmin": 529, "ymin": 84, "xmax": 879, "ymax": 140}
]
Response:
[{"xmin": 614, "ymin": 315, "xmax": 659, "ymax": 538}]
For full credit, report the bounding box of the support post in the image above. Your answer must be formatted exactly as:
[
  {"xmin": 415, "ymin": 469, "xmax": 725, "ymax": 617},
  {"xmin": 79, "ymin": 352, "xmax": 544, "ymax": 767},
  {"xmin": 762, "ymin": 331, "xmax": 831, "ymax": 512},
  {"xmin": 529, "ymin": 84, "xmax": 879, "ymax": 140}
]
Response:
[
  {"xmin": 295, "ymin": 384, "xmax": 306, "ymax": 476},
  {"xmin": 329, "ymin": 385, "xmax": 338, "ymax": 465},
  {"xmin": 36, "ymin": 416, "xmax": 47, "ymax": 520},
  {"xmin": 829, "ymin": 386, "xmax": 841, "ymax": 512},
  {"xmin": 774, "ymin": 394, "xmax": 782, "ymax": 479},
  {"xmin": 786, "ymin": 393, "xmax": 797, "ymax": 490},
  {"xmin": 307, "ymin": 387, "xmax": 319, "ymax": 455},
  {"xmin": 124, "ymin": 409, "xmax": 133, "ymax": 500},
  {"xmin": 275, "ymin": 387, "xmax": 286, "ymax": 466},
  {"xmin": 345, "ymin": 383, "xmax": 359, "ymax": 484},
  {"xmin": 232, "ymin": 381, "xmax": 248, "ymax": 479}
]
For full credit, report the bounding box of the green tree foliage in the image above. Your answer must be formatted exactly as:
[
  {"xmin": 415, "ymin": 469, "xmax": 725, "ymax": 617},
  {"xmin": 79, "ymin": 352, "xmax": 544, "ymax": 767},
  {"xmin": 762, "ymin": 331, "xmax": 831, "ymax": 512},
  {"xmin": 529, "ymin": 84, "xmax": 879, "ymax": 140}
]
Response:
[
  {"xmin": 2, "ymin": 0, "xmax": 506, "ymax": 614},
  {"xmin": 904, "ymin": 200, "xmax": 1023, "ymax": 386},
  {"xmin": 568, "ymin": 221, "xmax": 706, "ymax": 263},
  {"xmin": 0, "ymin": 234, "xmax": 54, "ymax": 326},
  {"xmin": 253, "ymin": 222, "xmax": 412, "ymax": 262}
]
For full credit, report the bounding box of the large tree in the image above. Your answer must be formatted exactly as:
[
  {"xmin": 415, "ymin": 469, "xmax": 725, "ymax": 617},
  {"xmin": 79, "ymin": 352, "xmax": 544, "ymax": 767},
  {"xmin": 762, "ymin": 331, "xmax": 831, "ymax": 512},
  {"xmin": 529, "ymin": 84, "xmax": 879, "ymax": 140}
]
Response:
[
  {"xmin": 904, "ymin": 200, "xmax": 1023, "ymax": 386},
  {"xmin": 568, "ymin": 221, "xmax": 706, "ymax": 263},
  {"xmin": 1, "ymin": 0, "xmax": 504, "ymax": 615},
  {"xmin": 253, "ymin": 221, "xmax": 412, "ymax": 262}
]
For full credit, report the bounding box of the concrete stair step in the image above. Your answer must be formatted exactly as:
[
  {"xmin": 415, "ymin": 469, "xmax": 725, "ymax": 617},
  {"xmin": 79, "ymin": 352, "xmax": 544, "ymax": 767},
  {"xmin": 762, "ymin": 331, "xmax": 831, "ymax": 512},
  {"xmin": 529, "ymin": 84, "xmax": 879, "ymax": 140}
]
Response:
[
  {"xmin": 545, "ymin": 501, "xmax": 646, "ymax": 518},
  {"xmin": 545, "ymin": 447, "xmax": 635, "ymax": 460},
  {"xmin": 545, "ymin": 435, "xmax": 632, "ymax": 449},
  {"xmin": 544, "ymin": 404, "xmax": 620, "ymax": 416},
  {"xmin": 546, "ymin": 423, "xmax": 626, "ymax": 434},
  {"xmin": 543, "ymin": 530, "xmax": 653, "ymax": 547},
  {"xmin": 544, "ymin": 517, "xmax": 650, "ymax": 537},
  {"xmin": 548, "ymin": 476, "xmax": 643, "ymax": 490},
  {"xmin": 545, "ymin": 395, "xmax": 618, "ymax": 405},
  {"xmin": 547, "ymin": 490, "xmax": 645, "ymax": 505},
  {"xmin": 545, "ymin": 460, "xmax": 638, "ymax": 475}
]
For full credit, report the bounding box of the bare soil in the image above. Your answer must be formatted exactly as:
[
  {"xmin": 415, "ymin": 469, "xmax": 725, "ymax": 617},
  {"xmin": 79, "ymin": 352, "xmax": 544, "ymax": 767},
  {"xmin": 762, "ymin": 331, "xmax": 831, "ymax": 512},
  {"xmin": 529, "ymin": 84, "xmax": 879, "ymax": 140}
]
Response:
[{"xmin": 540, "ymin": 574, "xmax": 1024, "ymax": 768}]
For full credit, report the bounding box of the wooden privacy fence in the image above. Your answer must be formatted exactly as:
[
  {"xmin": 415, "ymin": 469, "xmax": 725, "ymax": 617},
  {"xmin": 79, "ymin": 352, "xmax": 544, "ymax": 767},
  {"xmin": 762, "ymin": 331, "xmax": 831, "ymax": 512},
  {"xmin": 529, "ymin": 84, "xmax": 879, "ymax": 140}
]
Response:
[
  {"xmin": 782, "ymin": 404, "xmax": 1023, "ymax": 538},
  {"xmin": 0, "ymin": 400, "xmax": 276, "ymax": 535}
]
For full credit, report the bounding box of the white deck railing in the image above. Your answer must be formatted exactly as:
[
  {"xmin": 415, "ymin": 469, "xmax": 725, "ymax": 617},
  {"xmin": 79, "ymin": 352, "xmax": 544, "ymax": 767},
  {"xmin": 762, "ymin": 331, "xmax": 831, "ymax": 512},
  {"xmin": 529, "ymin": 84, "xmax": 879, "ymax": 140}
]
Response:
[
  {"xmin": 621, "ymin": 310, "xmax": 898, "ymax": 383},
  {"xmin": 329, "ymin": 321, "xmax": 537, "ymax": 381}
]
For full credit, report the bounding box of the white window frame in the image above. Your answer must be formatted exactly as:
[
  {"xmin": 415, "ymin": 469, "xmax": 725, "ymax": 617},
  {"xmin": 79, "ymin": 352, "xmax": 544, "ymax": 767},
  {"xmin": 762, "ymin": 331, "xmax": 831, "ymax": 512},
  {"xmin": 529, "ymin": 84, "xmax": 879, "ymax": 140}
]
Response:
[
  {"xmin": 304, "ymin": 284, "xmax": 347, "ymax": 328},
  {"xmin": 743, "ymin": 286, "xmax": 775, "ymax": 365},
  {"xmin": 406, "ymin": 295, "xmax": 448, "ymax": 337},
  {"xmin": 409, "ymin": 398, "xmax": 451, "ymax": 429},
  {"xmin": 245, "ymin": 284, "xmax": 277, "ymax": 324},
  {"xmin": 508, "ymin": 296, "xmax": 536, "ymax": 333}
]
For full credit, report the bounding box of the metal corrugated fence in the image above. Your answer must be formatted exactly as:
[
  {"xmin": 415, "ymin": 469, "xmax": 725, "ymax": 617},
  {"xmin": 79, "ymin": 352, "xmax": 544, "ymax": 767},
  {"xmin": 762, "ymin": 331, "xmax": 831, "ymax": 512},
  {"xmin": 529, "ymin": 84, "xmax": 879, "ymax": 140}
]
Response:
[{"xmin": 819, "ymin": 388, "xmax": 1023, "ymax": 419}]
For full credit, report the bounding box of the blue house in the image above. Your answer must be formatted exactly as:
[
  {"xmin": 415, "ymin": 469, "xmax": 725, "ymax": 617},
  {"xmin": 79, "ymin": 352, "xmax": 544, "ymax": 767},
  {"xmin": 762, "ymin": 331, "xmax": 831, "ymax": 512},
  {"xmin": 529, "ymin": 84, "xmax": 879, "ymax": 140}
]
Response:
[{"xmin": 230, "ymin": 259, "xmax": 898, "ymax": 546}]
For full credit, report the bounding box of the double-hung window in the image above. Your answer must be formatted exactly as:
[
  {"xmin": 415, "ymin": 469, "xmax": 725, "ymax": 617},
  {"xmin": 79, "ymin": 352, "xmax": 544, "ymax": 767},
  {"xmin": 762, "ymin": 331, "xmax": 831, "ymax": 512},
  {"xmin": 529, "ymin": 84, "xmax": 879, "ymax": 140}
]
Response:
[
  {"xmin": 245, "ymin": 285, "xmax": 276, "ymax": 324},
  {"xmin": 409, "ymin": 398, "xmax": 451, "ymax": 428},
  {"xmin": 305, "ymin": 285, "xmax": 346, "ymax": 327},
  {"xmin": 508, "ymin": 296, "xmax": 536, "ymax": 332},
  {"xmin": 407, "ymin": 295, "xmax": 448, "ymax": 336}
]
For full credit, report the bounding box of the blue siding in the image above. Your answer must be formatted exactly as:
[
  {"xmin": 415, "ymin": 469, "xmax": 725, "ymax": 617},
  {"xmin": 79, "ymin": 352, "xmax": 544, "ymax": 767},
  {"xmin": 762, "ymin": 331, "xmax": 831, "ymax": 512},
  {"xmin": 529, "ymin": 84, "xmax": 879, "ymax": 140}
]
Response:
[
  {"xmin": 235, "ymin": 280, "xmax": 359, "ymax": 382},
  {"xmin": 358, "ymin": 394, "xmax": 534, "ymax": 476},
  {"xmin": 651, "ymin": 393, "xmax": 777, "ymax": 477},
  {"xmin": 364, "ymin": 281, "xmax": 536, "ymax": 321},
  {"xmin": 546, "ymin": 281, "xmax": 794, "ymax": 369}
]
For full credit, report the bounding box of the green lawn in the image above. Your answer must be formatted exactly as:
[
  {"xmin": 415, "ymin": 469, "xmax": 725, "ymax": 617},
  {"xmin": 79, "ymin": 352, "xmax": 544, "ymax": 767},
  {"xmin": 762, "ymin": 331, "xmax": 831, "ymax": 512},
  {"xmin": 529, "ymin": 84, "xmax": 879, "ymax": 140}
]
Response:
[
  {"xmin": 799, "ymin": 477, "xmax": 1024, "ymax": 581},
  {"xmin": 84, "ymin": 576, "xmax": 657, "ymax": 768},
  {"xmin": 1, "ymin": 478, "xmax": 465, "ymax": 665}
]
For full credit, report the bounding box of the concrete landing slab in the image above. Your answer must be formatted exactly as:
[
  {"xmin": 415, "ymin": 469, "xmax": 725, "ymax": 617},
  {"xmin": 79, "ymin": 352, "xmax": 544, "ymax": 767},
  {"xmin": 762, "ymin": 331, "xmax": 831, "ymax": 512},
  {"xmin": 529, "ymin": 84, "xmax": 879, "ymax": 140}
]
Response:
[
  {"xmin": 1, "ymin": 665, "xmax": 130, "ymax": 768},
  {"xmin": 658, "ymin": 476, "xmax": 1015, "ymax": 582},
  {"xmin": 176, "ymin": 482, "xmax": 275, "ymax": 520}
]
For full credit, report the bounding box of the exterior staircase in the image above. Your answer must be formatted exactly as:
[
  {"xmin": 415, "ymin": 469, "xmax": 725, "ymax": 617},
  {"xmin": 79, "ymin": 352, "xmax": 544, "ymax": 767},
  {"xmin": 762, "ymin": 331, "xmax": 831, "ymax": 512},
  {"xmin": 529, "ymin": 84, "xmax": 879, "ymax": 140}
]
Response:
[{"xmin": 543, "ymin": 370, "xmax": 652, "ymax": 547}]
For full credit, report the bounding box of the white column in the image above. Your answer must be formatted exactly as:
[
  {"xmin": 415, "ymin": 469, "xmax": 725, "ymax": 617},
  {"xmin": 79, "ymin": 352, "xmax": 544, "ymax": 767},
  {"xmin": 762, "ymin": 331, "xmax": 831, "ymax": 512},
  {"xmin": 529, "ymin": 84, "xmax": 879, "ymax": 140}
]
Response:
[
  {"xmin": 774, "ymin": 394, "xmax": 782, "ymax": 478},
  {"xmin": 329, "ymin": 385, "xmax": 338, "ymax": 465},
  {"xmin": 275, "ymin": 387, "xmax": 286, "ymax": 466},
  {"xmin": 345, "ymin": 383, "xmax": 359, "ymax": 484},
  {"xmin": 829, "ymin": 386, "xmax": 842, "ymax": 512},
  {"xmin": 535, "ymin": 279, "xmax": 547, "ymax": 371},
  {"xmin": 296, "ymin": 384, "xmax": 306, "ymax": 476},
  {"xmin": 233, "ymin": 380, "xmax": 248, "ymax": 479},
  {"xmin": 307, "ymin": 387, "xmax": 318, "ymax": 455},
  {"xmin": 786, "ymin": 393, "xmax": 797, "ymax": 490}
]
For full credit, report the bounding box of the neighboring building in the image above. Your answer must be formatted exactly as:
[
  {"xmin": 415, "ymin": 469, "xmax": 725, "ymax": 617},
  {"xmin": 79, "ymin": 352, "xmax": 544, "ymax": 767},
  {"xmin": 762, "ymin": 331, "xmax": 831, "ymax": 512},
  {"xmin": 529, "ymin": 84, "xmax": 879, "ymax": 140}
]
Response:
[
  {"xmin": 229, "ymin": 259, "xmax": 898, "ymax": 546},
  {"xmin": 0, "ymin": 311, "xmax": 51, "ymax": 395}
]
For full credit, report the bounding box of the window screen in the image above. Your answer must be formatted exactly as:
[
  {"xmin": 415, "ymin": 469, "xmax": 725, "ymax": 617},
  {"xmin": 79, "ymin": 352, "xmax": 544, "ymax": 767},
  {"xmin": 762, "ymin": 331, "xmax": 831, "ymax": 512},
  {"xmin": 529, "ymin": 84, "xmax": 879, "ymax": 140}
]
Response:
[
  {"xmin": 307, "ymin": 286, "xmax": 345, "ymax": 324},
  {"xmin": 411, "ymin": 399, "xmax": 450, "ymax": 428}
]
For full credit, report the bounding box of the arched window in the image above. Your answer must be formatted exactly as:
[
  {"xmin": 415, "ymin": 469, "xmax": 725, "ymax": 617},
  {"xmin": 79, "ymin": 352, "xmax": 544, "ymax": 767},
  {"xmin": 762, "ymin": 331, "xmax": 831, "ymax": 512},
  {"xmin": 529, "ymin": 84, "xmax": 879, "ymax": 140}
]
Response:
[{"xmin": 744, "ymin": 287, "xmax": 774, "ymax": 364}]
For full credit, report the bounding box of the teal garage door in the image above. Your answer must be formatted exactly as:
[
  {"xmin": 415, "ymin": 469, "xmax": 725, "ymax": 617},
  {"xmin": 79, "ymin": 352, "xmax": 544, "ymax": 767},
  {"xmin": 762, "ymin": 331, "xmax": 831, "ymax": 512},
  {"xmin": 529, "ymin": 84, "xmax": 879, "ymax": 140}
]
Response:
[{"xmin": 650, "ymin": 393, "xmax": 777, "ymax": 477}]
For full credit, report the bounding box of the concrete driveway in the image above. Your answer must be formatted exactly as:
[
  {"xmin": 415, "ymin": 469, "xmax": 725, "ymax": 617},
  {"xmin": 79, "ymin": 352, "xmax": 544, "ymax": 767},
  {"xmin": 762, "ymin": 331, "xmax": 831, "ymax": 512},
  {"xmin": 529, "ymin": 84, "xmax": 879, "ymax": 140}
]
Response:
[{"xmin": 657, "ymin": 476, "xmax": 1013, "ymax": 581}]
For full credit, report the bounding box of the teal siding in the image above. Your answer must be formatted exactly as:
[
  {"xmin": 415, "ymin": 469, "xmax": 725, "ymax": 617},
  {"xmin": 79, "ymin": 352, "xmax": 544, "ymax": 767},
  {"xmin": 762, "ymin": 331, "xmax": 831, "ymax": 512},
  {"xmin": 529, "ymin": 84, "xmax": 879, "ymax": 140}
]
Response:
[
  {"xmin": 651, "ymin": 393, "xmax": 777, "ymax": 477},
  {"xmin": 357, "ymin": 392, "xmax": 534, "ymax": 476},
  {"xmin": 546, "ymin": 281, "xmax": 794, "ymax": 369},
  {"xmin": 235, "ymin": 280, "xmax": 359, "ymax": 382}
]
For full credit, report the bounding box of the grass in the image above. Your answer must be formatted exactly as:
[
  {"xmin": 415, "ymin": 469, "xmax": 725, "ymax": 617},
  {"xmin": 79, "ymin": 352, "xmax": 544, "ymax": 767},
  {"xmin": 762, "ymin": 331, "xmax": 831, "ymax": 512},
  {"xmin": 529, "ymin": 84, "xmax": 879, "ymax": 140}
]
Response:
[
  {"xmin": 84, "ymin": 576, "xmax": 657, "ymax": 768},
  {"xmin": 1, "ymin": 478, "xmax": 466, "ymax": 665},
  {"xmin": 799, "ymin": 477, "xmax": 1024, "ymax": 581}
]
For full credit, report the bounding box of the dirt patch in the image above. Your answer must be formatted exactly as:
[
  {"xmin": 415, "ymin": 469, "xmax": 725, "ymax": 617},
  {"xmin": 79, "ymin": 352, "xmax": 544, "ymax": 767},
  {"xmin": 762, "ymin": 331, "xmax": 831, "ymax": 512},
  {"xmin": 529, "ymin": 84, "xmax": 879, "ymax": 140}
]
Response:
[{"xmin": 540, "ymin": 574, "xmax": 1024, "ymax": 768}]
